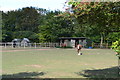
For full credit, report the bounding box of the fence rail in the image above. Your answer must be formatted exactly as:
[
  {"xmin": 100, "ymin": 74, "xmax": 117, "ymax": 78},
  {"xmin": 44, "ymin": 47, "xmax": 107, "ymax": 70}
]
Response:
[
  {"xmin": 0, "ymin": 42, "xmax": 59, "ymax": 48},
  {"xmin": 0, "ymin": 42, "xmax": 111, "ymax": 49},
  {"xmin": 92, "ymin": 43, "xmax": 111, "ymax": 49}
]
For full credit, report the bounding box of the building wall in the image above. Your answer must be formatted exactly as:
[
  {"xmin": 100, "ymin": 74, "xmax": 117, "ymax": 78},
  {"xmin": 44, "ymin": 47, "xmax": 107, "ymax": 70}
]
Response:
[
  {"xmin": 60, "ymin": 38, "xmax": 87, "ymax": 48},
  {"xmin": 71, "ymin": 39, "xmax": 75, "ymax": 47}
]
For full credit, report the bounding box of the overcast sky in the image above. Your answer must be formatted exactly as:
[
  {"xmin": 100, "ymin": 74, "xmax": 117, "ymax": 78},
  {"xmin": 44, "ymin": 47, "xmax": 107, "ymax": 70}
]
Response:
[{"xmin": 0, "ymin": 0, "xmax": 67, "ymax": 12}]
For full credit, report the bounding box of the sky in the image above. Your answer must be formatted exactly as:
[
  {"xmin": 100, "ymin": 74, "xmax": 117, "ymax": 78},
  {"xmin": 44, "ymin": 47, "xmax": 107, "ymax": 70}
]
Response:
[{"xmin": 0, "ymin": 0, "xmax": 67, "ymax": 12}]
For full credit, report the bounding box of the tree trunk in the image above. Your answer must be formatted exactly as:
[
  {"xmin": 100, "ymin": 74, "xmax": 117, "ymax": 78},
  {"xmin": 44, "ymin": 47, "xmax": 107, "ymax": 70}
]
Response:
[{"xmin": 100, "ymin": 33, "xmax": 103, "ymax": 48}]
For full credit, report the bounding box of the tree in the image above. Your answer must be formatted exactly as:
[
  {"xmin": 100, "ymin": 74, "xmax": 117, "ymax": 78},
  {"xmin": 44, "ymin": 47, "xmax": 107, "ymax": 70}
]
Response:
[
  {"xmin": 38, "ymin": 10, "xmax": 74, "ymax": 42},
  {"xmin": 16, "ymin": 7, "xmax": 40, "ymax": 32},
  {"xmin": 2, "ymin": 7, "xmax": 43, "ymax": 42},
  {"xmin": 64, "ymin": 1, "xmax": 120, "ymax": 45},
  {"xmin": 13, "ymin": 31, "xmax": 39, "ymax": 42},
  {"xmin": 2, "ymin": 11, "xmax": 16, "ymax": 42}
]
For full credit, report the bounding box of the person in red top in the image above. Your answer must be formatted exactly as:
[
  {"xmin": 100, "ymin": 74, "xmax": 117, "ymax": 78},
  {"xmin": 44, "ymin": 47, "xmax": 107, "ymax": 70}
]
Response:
[{"xmin": 76, "ymin": 44, "xmax": 82, "ymax": 55}]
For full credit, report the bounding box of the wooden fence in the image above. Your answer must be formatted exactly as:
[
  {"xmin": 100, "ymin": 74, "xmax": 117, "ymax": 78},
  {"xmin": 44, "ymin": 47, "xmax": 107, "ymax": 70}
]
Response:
[
  {"xmin": 0, "ymin": 42, "xmax": 59, "ymax": 48},
  {"xmin": 0, "ymin": 42, "xmax": 112, "ymax": 49},
  {"xmin": 92, "ymin": 43, "xmax": 111, "ymax": 49}
]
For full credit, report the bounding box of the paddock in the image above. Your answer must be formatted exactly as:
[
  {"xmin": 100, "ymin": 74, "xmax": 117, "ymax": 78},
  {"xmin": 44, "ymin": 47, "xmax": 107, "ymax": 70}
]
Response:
[{"xmin": 1, "ymin": 48, "xmax": 118, "ymax": 78}]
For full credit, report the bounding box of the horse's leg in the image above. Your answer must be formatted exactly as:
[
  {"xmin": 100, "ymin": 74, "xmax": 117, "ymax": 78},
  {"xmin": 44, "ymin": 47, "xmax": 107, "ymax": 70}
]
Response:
[
  {"xmin": 79, "ymin": 49, "xmax": 82, "ymax": 55},
  {"xmin": 77, "ymin": 49, "xmax": 79, "ymax": 53},
  {"xmin": 78, "ymin": 49, "xmax": 82, "ymax": 55},
  {"xmin": 78, "ymin": 49, "xmax": 80, "ymax": 55}
]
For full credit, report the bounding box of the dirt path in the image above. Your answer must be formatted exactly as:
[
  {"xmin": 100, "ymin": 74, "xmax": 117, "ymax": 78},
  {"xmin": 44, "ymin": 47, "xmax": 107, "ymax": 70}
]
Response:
[{"xmin": 1, "ymin": 48, "xmax": 51, "ymax": 52}]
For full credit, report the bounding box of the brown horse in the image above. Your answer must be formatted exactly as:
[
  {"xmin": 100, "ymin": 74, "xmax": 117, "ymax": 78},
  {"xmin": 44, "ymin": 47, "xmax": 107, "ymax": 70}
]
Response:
[{"xmin": 76, "ymin": 44, "xmax": 82, "ymax": 55}]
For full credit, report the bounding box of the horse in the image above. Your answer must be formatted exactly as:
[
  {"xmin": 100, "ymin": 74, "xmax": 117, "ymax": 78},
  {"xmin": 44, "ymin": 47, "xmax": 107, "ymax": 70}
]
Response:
[{"xmin": 76, "ymin": 44, "xmax": 82, "ymax": 55}]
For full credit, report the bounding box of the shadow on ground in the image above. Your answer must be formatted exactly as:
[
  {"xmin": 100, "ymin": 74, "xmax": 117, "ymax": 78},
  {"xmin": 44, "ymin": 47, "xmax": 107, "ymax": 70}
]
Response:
[
  {"xmin": 75, "ymin": 66, "xmax": 119, "ymax": 79},
  {"xmin": 1, "ymin": 71, "xmax": 46, "ymax": 78}
]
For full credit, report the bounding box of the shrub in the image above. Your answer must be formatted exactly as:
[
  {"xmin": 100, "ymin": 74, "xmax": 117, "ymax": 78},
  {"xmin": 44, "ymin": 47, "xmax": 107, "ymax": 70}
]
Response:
[{"xmin": 112, "ymin": 39, "xmax": 120, "ymax": 57}]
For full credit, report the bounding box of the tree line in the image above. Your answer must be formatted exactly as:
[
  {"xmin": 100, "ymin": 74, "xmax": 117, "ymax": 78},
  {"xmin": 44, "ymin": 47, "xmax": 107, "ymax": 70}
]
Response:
[
  {"xmin": 63, "ymin": 1, "xmax": 120, "ymax": 44},
  {"xmin": 1, "ymin": 2, "xmax": 120, "ymax": 44},
  {"xmin": 1, "ymin": 7, "xmax": 74, "ymax": 42}
]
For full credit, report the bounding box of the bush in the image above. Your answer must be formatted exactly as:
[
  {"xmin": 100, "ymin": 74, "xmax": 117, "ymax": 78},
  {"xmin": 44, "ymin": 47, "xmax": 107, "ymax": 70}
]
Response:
[{"xmin": 112, "ymin": 39, "xmax": 120, "ymax": 57}]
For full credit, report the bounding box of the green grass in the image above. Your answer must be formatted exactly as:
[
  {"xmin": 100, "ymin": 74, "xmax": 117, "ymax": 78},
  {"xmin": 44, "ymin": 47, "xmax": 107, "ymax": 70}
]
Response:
[{"xmin": 2, "ymin": 48, "xmax": 118, "ymax": 78}]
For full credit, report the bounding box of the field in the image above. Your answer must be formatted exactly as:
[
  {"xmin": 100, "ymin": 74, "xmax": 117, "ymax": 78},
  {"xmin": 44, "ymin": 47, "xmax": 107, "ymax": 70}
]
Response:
[{"xmin": 1, "ymin": 48, "xmax": 118, "ymax": 78}]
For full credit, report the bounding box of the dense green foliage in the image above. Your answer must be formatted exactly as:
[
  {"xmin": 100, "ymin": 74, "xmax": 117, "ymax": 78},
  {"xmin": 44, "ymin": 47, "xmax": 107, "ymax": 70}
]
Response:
[
  {"xmin": 112, "ymin": 39, "xmax": 120, "ymax": 56},
  {"xmin": 1, "ymin": 2, "xmax": 120, "ymax": 44},
  {"xmin": 1, "ymin": 7, "xmax": 75, "ymax": 42},
  {"xmin": 64, "ymin": 2, "xmax": 120, "ymax": 44}
]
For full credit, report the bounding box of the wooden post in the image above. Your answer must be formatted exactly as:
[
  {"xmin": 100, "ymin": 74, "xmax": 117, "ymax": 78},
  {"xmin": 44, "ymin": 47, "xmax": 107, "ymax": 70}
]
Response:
[
  {"xmin": 12, "ymin": 42, "xmax": 13, "ymax": 48},
  {"xmin": 106, "ymin": 43, "xmax": 108, "ymax": 49},
  {"xmin": 24, "ymin": 43, "xmax": 25, "ymax": 48},
  {"xmin": 45, "ymin": 43, "xmax": 46, "ymax": 47},
  {"xmin": 35, "ymin": 43, "xmax": 36, "ymax": 48},
  {"xmin": 30, "ymin": 43, "xmax": 31, "ymax": 48},
  {"xmin": 49, "ymin": 43, "xmax": 51, "ymax": 47},
  {"xmin": 5, "ymin": 43, "xmax": 6, "ymax": 48},
  {"xmin": 18, "ymin": 43, "xmax": 20, "ymax": 48},
  {"xmin": 100, "ymin": 34, "xmax": 103, "ymax": 48},
  {"xmin": 39, "ymin": 43, "xmax": 41, "ymax": 47}
]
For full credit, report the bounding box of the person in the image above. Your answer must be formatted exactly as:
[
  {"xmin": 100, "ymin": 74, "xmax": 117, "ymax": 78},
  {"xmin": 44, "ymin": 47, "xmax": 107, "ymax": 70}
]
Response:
[{"xmin": 76, "ymin": 44, "xmax": 82, "ymax": 55}]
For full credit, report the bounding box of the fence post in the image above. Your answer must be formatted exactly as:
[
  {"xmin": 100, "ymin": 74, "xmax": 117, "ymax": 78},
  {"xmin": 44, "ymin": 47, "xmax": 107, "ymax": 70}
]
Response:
[
  {"xmin": 24, "ymin": 43, "xmax": 25, "ymax": 48},
  {"xmin": 55, "ymin": 43, "xmax": 56, "ymax": 47},
  {"xmin": 106, "ymin": 43, "xmax": 108, "ymax": 49},
  {"xmin": 30, "ymin": 43, "xmax": 31, "ymax": 48},
  {"xmin": 39, "ymin": 43, "xmax": 41, "ymax": 48},
  {"xmin": 35, "ymin": 43, "xmax": 36, "ymax": 48},
  {"xmin": 44, "ymin": 43, "xmax": 46, "ymax": 47},
  {"xmin": 53, "ymin": 43, "xmax": 54, "ymax": 47},
  {"xmin": 18, "ymin": 43, "xmax": 20, "ymax": 48},
  {"xmin": 41, "ymin": 43, "xmax": 42, "ymax": 47},
  {"xmin": 49, "ymin": 43, "xmax": 50, "ymax": 47},
  {"xmin": 54, "ymin": 43, "xmax": 56, "ymax": 47},
  {"xmin": 5, "ymin": 43, "xmax": 6, "ymax": 48},
  {"xmin": 12, "ymin": 42, "xmax": 13, "ymax": 48},
  {"xmin": 46, "ymin": 43, "xmax": 48, "ymax": 47},
  {"xmin": 18, "ymin": 43, "xmax": 19, "ymax": 48}
]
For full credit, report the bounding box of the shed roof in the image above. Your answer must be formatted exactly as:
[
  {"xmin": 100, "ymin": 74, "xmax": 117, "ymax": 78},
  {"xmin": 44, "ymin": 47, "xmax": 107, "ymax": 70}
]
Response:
[{"xmin": 59, "ymin": 37, "xmax": 86, "ymax": 40}]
